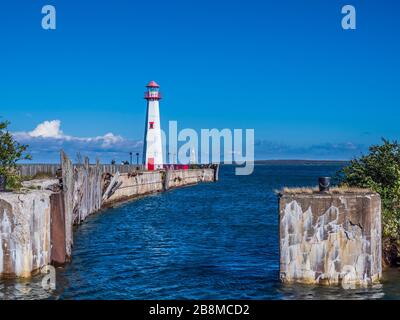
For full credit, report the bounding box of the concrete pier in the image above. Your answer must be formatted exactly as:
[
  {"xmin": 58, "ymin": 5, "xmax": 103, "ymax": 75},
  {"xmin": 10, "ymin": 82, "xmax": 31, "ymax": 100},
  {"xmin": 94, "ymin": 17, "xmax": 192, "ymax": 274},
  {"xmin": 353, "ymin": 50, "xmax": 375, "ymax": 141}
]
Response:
[
  {"xmin": 0, "ymin": 154, "xmax": 218, "ymax": 278},
  {"xmin": 279, "ymin": 189, "xmax": 382, "ymax": 286},
  {"xmin": 102, "ymin": 169, "xmax": 215, "ymax": 206}
]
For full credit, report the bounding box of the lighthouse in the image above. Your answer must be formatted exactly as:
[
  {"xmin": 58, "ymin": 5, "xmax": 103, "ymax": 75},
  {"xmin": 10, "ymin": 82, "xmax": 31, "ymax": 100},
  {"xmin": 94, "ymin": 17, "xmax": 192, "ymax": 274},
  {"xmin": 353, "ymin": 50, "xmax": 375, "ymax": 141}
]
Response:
[{"xmin": 143, "ymin": 80, "xmax": 163, "ymax": 170}]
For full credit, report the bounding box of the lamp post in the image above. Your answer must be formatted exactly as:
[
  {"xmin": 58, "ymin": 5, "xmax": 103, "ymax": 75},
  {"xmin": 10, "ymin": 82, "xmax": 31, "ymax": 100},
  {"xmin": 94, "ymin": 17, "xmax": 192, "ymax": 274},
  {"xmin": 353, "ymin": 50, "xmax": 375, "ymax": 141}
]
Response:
[
  {"xmin": 129, "ymin": 152, "xmax": 133, "ymax": 165},
  {"xmin": 136, "ymin": 152, "xmax": 140, "ymax": 165}
]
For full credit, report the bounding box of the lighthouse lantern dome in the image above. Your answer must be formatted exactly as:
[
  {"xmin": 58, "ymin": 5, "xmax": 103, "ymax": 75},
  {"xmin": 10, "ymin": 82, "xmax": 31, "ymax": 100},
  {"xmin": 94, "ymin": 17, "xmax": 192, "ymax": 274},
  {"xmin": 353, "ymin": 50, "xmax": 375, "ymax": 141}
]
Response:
[{"xmin": 145, "ymin": 80, "xmax": 161, "ymax": 100}]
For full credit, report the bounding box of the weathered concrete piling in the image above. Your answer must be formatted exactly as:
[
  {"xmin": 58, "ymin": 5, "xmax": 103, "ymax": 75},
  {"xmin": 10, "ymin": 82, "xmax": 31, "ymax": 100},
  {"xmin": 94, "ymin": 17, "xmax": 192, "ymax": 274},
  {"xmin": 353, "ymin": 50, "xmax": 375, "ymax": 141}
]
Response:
[
  {"xmin": 0, "ymin": 153, "xmax": 218, "ymax": 279},
  {"xmin": 279, "ymin": 189, "xmax": 382, "ymax": 286},
  {"xmin": 0, "ymin": 190, "xmax": 52, "ymax": 278}
]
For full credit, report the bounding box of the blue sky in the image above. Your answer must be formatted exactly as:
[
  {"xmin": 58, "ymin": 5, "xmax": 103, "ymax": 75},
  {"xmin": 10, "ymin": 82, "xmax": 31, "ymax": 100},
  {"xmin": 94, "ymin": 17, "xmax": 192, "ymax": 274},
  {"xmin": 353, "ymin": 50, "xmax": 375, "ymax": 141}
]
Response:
[{"xmin": 0, "ymin": 0, "xmax": 399, "ymax": 162}]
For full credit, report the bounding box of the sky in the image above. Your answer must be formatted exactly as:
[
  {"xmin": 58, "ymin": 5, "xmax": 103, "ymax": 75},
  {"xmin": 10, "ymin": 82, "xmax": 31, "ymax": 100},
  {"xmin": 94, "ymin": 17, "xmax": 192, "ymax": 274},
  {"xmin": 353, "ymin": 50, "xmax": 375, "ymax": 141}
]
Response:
[{"xmin": 0, "ymin": 0, "xmax": 399, "ymax": 162}]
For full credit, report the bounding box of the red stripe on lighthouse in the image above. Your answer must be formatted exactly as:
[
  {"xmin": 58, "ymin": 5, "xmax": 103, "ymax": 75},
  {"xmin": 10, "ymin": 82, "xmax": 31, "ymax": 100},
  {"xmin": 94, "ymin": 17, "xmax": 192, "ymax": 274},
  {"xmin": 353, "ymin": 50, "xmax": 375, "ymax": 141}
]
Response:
[{"xmin": 148, "ymin": 158, "xmax": 155, "ymax": 171}]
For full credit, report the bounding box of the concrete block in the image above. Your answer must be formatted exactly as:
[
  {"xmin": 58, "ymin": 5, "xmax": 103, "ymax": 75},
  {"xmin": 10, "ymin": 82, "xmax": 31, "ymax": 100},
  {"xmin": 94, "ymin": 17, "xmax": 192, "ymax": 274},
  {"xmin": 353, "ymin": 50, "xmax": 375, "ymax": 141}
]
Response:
[
  {"xmin": 279, "ymin": 191, "xmax": 382, "ymax": 286},
  {"xmin": 0, "ymin": 191, "xmax": 52, "ymax": 278}
]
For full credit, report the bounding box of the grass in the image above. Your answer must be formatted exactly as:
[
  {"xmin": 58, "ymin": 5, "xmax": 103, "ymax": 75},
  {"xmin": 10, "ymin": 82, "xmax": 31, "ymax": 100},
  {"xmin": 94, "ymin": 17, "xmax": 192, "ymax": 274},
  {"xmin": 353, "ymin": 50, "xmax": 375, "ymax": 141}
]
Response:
[
  {"xmin": 277, "ymin": 186, "xmax": 373, "ymax": 195},
  {"xmin": 21, "ymin": 172, "xmax": 56, "ymax": 181}
]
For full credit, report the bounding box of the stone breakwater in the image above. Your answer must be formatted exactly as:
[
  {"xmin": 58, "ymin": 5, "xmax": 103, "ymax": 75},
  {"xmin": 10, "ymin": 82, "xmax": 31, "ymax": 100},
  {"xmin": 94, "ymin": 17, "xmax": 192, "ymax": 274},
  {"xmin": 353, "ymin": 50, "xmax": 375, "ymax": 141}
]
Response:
[
  {"xmin": 0, "ymin": 155, "xmax": 218, "ymax": 278},
  {"xmin": 279, "ymin": 191, "xmax": 382, "ymax": 286}
]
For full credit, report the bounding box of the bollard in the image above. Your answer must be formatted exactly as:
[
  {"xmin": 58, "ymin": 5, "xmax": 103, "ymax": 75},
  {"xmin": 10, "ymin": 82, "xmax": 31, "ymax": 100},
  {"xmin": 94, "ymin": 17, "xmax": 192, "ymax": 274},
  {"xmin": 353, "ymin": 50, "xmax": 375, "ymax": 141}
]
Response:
[{"xmin": 318, "ymin": 177, "xmax": 331, "ymax": 192}]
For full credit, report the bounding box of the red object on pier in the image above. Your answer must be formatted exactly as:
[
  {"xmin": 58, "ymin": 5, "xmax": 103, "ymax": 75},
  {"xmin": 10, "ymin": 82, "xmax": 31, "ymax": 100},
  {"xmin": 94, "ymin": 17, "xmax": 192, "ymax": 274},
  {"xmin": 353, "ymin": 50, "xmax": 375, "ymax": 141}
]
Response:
[{"xmin": 148, "ymin": 158, "xmax": 154, "ymax": 171}]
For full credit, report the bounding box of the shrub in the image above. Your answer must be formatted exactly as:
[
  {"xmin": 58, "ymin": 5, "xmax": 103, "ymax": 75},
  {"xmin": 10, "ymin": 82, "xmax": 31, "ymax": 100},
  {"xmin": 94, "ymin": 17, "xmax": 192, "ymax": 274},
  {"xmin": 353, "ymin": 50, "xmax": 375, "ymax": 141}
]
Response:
[
  {"xmin": 338, "ymin": 139, "xmax": 400, "ymax": 238},
  {"xmin": 0, "ymin": 119, "xmax": 32, "ymax": 190}
]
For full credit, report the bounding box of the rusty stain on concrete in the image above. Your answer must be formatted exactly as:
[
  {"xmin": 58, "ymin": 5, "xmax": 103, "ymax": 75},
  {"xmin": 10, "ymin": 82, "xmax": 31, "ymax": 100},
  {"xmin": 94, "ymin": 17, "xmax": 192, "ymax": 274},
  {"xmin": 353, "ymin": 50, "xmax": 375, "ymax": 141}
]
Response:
[
  {"xmin": 0, "ymin": 191, "xmax": 51, "ymax": 278},
  {"xmin": 279, "ymin": 192, "xmax": 382, "ymax": 286}
]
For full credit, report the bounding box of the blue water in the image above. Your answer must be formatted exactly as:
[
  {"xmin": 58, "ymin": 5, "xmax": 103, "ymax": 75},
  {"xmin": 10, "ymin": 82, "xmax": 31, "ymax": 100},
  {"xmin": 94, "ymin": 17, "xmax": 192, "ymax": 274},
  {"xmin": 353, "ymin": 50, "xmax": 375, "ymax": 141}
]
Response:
[{"xmin": 2, "ymin": 164, "xmax": 400, "ymax": 299}]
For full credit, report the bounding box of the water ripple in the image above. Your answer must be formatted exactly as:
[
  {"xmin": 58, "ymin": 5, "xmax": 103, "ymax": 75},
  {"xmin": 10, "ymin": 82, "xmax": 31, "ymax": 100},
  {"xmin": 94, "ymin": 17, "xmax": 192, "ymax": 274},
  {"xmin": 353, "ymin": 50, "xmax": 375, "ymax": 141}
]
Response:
[{"xmin": 2, "ymin": 164, "xmax": 400, "ymax": 299}]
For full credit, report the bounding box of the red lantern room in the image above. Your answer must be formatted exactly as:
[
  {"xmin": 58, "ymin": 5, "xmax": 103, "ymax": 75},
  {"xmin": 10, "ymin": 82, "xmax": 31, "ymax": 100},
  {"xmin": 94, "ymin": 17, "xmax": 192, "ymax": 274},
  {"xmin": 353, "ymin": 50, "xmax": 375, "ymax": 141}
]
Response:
[{"xmin": 144, "ymin": 80, "xmax": 162, "ymax": 100}]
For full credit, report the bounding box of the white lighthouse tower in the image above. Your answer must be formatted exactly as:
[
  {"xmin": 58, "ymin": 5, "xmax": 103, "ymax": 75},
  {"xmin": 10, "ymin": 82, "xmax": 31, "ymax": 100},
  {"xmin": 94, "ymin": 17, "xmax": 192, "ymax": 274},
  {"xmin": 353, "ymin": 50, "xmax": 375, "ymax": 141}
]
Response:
[{"xmin": 143, "ymin": 80, "xmax": 163, "ymax": 170}]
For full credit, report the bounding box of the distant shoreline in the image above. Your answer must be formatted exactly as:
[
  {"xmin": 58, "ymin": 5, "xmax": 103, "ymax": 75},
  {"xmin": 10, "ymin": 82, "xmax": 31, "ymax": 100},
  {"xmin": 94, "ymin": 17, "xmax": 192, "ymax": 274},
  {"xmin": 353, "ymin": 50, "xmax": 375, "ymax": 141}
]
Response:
[
  {"xmin": 18, "ymin": 160, "xmax": 350, "ymax": 165},
  {"xmin": 253, "ymin": 159, "xmax": 349, "ymax": 165}
]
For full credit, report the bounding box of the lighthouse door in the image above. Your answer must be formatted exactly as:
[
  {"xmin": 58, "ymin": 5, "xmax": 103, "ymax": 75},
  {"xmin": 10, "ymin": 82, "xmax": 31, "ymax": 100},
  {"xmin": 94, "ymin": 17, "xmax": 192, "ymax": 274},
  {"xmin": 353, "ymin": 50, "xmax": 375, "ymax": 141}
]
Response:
[{"xmin": 148, "ymin": 158, "xmax": 155, "ymax": 171}]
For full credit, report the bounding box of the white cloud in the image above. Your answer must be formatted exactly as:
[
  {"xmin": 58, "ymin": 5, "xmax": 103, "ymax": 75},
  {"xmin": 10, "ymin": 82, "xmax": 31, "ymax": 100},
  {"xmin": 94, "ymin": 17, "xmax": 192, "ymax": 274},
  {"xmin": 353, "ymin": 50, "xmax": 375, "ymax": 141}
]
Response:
[
  {"xmin": 90, "ymin": 132, "xmax": 124, "ymax": 147},
  {"xmin": 13, "ymin": 120, "xmax": 143, "ymax": 163},
  {"xmin": 29, "ymin": 120, "xmax": 63, "ymax": 138}
]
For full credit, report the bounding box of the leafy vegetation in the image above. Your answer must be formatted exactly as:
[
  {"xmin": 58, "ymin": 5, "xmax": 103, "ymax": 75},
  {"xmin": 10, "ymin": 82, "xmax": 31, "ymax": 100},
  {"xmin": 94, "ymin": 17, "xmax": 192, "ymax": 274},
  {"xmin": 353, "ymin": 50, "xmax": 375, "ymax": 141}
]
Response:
[
  {"xmin": 0, "ymin": 119, "xmax": 32, "ymax": 190},
  {"xmin": 338, "ymin": 139, "xmax": 400, "ymax": 239}
]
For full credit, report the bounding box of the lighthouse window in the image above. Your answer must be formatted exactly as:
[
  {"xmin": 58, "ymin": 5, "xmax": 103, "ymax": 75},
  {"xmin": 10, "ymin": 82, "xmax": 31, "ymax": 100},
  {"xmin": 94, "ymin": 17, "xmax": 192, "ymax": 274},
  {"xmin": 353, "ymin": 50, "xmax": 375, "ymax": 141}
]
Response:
[{"xmin": 149, "ymin": 122, "xmax": 154, "ymax": 129}]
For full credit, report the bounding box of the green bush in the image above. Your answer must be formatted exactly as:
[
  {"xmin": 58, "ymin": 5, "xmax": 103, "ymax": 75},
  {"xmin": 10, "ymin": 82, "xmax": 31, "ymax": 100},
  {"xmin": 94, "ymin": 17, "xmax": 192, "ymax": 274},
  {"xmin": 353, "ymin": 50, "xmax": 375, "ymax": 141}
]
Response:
[
  {"xmin": 338, "ymin": 139, "xmax": 400, "ymax": 238},
  {"xmin": 0, "ymin": 119, "xmax": 31, "ymax": 190}
]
